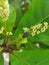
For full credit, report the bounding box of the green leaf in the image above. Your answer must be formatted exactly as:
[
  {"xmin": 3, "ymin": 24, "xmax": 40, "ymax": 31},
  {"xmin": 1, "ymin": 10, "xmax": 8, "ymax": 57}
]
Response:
[
  {"xmin": 10, "ymin": 50, "xmax": 49, "ymax": 65},
  {"xmin": 9, "ymin": 0, "xmax": 23, "ymax": 26},
  {"xmin": 0, "ymin": 18, "xmax": 4, "ymax": 28},
  {"xmin": 29, "ymin": 30, "xmax": 49, "ymax": 46},
  {"xmin": 0, "ymin": 55, "xmax": 4, "ymax": 65},
  {"xmin": 17, "ymin": 38, "xmax": 27, "ymax": 44},
  {"xmin": 13, "ymin": 0, "xmax": 49, "ymax": 46},
  {"xmin": 6, "ymin": 5, "xmax": 16, "ymax": 32}
]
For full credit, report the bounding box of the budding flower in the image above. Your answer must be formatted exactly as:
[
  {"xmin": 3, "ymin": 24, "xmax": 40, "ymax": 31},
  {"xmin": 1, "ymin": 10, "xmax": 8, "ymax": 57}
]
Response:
[
  {"xmin": 41, "ymin": 26, "xmax": 48, "ymax": 32},
  {"xmin": 31, "ymin": 32, "xmax": 36, "ymax": 36},
  {"xmin": 44, "ymin": 22, "xmax": 48, "ymax": 26},
  {"xmin": 31, "ymin": 23, "xmax": 42, "ymax": 30},
  {"xmin": 32, "ymin": 28, "xmax": 37, "ymax": 33},
  {"xmin": 0, "ymin": 30, "xmax": 3, "ymax": 34},
  {"xmin": 23, "ymin": 27, "xmax": 29, "ymax": 32},
  {"xmin": 6, "ymin": 32, "xmax": 13, "ymax": 36},
  {"xmin": 21, "ymin": 1, "xmax": 25, "ymax": 6},
  {"xmin": 0, "ymin": 0, "xmax": 9, "ymax": 21},
  {"xmin": 31, "ymin": 25, "xmax": 37, "ymax": 30},
  {"xmin": 9, "ymin": 32, "xmax": 13, "ymax": 35},
  {"xmin": 37, "ymin": 31, "xmax": 40, "ymax": 34},
  {"xmin": 19, "ymin": 49, "xmax": 23, "ymax": 52},
  {"xmin": 1, "ymin": 26, "xmax": 5, "ymax": 31},
  {"xmin": 6, "ymin": 32, "xmax": 9, "ymax": 35},
  {"xmin": 0, "ymin": 26, "xmax": 5, "ymax": 34},
  {"xmin": 23, "ymin": 22, "xmax": 49, "ymax": 37},
  {"xmin": 36, "ymin": 23, "xmax": 42, "ymax": 29}
]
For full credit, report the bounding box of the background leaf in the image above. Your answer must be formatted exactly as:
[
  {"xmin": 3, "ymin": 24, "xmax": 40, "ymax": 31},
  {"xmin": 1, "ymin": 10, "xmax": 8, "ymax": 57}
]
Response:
[
  {"xmin": 10, "ymin": 50, "xmax": 49, "ymax": 65},
  {"xmin": 5, "ymin": 5, "xmax": 16, "ymax": 32},
  {"xmin": 0, "ymin": 55, "xmax": 4, "ymax": 65},
  {"xmin": 13, "ymin": 0, "xmax": 49, "ymax": 46}
]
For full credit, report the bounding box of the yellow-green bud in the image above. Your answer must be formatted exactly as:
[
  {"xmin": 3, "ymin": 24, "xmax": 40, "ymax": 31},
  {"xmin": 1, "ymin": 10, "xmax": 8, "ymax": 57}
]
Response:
[
  {"xmin": 23, "ymin": 27, "xmax": 29, "ymax": 32},
  {"xmin": 23, "ymin": 22, "xmax": 49, "ymax": 37},
  {"xmin": 6, "ymin": 32, "xmax": 13, "ymax": 36},
  {"xmin": 0, "ymin": 26, "xmax": 5, "ymax": 34},
  {"xmin": 0, "ymin": 0, "xmax": 9, "ymax": 21}
]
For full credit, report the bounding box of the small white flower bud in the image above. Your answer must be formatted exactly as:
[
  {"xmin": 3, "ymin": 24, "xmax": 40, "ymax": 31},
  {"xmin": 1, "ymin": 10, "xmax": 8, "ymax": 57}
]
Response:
[
  {"xmin": 6, "ymin": 32, "xmax": 9, "ymax": 35},
  {"xmin": 41, "ymin": 27, "xmax": 45, "ymax": 32},
  {"xmin": 0, "ymin": 30, "xmax": 3, "ymax": 34},
  {"xmin": 0, "ymin": 26, "xmax": 5, "ymax": 34},
  {"xmin": 32, "ymin": 28, "xmax": 37, "ymax": 33},
  {"xmin": 9, "ymin": 32, "xmax": 13, "ymax": 35},
  {"xmin": 19, "ymin": 49, "xmax": 23, "ymax": 52},
  {"xmin": 31, "ymin": 32, "xmax": 36, "ymax": 36},
  {"xmin": 23, "ymin": 27, "xmax": 29, "ymax": 32},
  {"xmin": 36, "ymin": 23, "xmax": 42, "ymax": 29},
  {"xmin": 37, "ymin": 31, "xmax": 40, "ymax": 34},
  {"xmin": 1, "ymin": 26, "xmax": 5, "ymax": 31},
  {"xmin": 44, "ymin": 22, "xmax": 48, "ymax": 26},
  {"xmin": 21, "ymin": 1, "xmax": 24, "ymax": 6},
  {"xmin": 6, "ymin": 32, "xmax": 13, "ymax": 36},
  {"xmin": 23, "ymin": 22, "xmax": 49, "ymax": 37}
]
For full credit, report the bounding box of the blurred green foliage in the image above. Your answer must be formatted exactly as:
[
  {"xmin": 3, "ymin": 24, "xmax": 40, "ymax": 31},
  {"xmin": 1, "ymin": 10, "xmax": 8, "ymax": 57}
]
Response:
[{"xmin": 0, "ymin": 0, "xmax": 49, "ymax": 65}]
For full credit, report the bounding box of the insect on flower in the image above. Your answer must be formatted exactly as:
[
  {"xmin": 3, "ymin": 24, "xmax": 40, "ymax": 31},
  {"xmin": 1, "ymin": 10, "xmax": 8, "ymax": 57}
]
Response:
[{"xmin": 22, "ymin": 32, "xmax": 29, "ymax": 38}]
